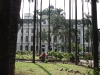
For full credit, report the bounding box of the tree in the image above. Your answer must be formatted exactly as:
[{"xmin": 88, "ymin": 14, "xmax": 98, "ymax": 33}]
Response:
[
  {"xmin": 38, "ymin": 29, "xmax": 48, "ymax": 43},
  {"xmin": 85, "ymin": 0, "xmax": 99, "ymax": 3},
  {"xmin": 84, "ymin": 13, "xmax": 92, "ymax": 52},
  {"xmin": 0, "ymin": 0, "xmax": 21, "ymax": 75}
]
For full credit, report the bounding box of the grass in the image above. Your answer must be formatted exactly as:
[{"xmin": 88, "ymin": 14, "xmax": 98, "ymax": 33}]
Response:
[{"xmin": 15, "ymin": 61, "xmax": 93, "ymax": 75}]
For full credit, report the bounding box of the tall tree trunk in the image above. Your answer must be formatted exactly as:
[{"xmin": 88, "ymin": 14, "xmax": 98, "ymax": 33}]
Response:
[
  {"xmin": 33, "ymin": 0, "xmax": 36, "ymax": 63},
  {"xmin": 75, "ymin": 0, "xmax": 78, "ymax": 65},
  {"xmin": 39, "ymin": 0, "xmax": 42, "ymax": 55},
  {"xmin": 88, "ymin": 25, "xmax": 90, "ymax": 52},
  {"xmin": 68, "ymin": 0, "xmax": 71, "ymax": 53},
  {"xmin": 91, "ymin": 0, "xmax": 99, "ymax": 74},
  {"xmin": 28, "ymin": 1, "xmax": 31, "ymax": 51},
  {"xmin": 48, "ymin": 0, "xmax": 51, "ymax": 51},
  {"xmin": 0, "ymin": 0, "xmax": 21, "ymax": 75},
  {"xmin": 10, "ymin": 1, "xmax": 21, "ymax": 74},
  {"xmin": 0, "ymin": 1, "xmax": 11, "ymax": 74},
  {"xmin": 87, "ymin": 2, "xmax": 90, "ymax": 53},
  {"xmin": 37, "ymin": 11, "xmax": 39, "ymax": 54}
]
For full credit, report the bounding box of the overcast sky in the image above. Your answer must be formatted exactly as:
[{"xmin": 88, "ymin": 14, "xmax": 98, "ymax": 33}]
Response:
[{"xmin": 20, "ymin": 0, "xmax": 100, "ymax": 28}]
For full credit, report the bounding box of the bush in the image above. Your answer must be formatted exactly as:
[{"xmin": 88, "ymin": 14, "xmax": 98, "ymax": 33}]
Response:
[
  {"xmin": 56, "ymin": 52, "xmax": 63, "ymax": 60},
  {"xmin": 45, "ymin": 59, "xmax": 48, "ymax": 63},
  {"xmin": 16, "ymin": 50, "xmax": 32, "ymax": 55},
  {"xmin": 84, "ymin": 52, "xmax": 93, "ymax": 61},
  {"xmin": 48, "ymin": 50, "xmax": 55, "ymax": 56}
]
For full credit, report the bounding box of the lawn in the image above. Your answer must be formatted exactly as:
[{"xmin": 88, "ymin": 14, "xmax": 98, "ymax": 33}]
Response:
[{"xmin": 15, "ymin": 61, "xmax": 93, "ymax": 75}]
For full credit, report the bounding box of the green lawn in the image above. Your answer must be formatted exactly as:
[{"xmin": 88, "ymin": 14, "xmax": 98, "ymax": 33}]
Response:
[{"xmin": 15, "ymin": 61, "xmax": 93, "ymax": 75}]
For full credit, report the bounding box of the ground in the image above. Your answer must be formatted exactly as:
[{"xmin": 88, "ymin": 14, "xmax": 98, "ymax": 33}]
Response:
[{"xmin": 15, "ymin": 61, "xmax": 93, "ymax": 75}]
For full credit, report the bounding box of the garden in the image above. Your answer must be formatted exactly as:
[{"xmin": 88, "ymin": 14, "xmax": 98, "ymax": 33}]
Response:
[{"xmin": 15, "ymin": 50, "xmax": 100, "ymax": 75}]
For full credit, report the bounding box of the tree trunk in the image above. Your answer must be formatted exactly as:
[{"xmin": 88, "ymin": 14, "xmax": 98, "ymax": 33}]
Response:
[
  {"xmin": 91, "ymin": 0, "xmax": 99, "ymax": 74},
  {"xmin": 9, "ymin": 1, "xmax": 21, "ymax": 74},
  {"xmin": 0, "ymin": 0, "xmax": 21, "ymax": 75},
  {"xmin": 0, "ymin": 0, "xmax": 11, "ymax": 74}
]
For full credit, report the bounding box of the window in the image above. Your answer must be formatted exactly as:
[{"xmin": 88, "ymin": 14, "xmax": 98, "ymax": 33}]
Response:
[
  {"xmin": 42, "ymin": 45, "xmax": 45, "ymax": 47},
  {"xmin": 43, "ymin": 21, "xmax": 46, "ymax": 24},
  {"xmin": 25, "ymin": 45, "xmax": 28, "ymax": 50},
  {"xmin": 31, "ymin": 28, "xmax": 33, "ymax": 33},
  {"xmin": 31, "ymin": 36, "xmax": 33, "ymax": 42},
  {"xmin": 31, "ymin": 46, "xmax": 33, "ymax": 51},
  {"xmin": 21, "ymin": 36, "xmax": 23, "ymax": 42},
  {"xmin": 26, "ymin": 36, "xmax": 28, "ymax": 42},
  {"xmin": 36, "ymin": 46, "xmax": 38, "ymax": 50},
  {"xmin": 54, "ymin": 36, "xmax": 57, "ymax": 42},
  {"xmin": 42, "ymin": 48, "xmax": 45, "ymax": 52},
  {"xmin": 26, "ymin": 28, "xmax": 28, "ymax": 33},
  {"xmin": 20, "ymin": 45, "xmax": 23, "ymax": 50}
]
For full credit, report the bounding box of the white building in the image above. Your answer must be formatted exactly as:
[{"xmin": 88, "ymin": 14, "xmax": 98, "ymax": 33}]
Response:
[{"xmin": 17, "ymin": 6, "xmax": 100, "ymax": 54}]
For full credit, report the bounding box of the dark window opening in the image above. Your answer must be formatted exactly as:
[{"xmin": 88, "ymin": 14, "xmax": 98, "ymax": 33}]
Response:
[
  {"xmin": 42, "ymin": 45, "xmax": 45, "ymax": 47},
  {"xmin": 21, "ymin": 36, "xmax": 23, "ymax": 42},
  {"xmin": 31, "ymin": 36, "xmax": 33, "ymax": 42},
  {"xmin": 25, "ymin": 45, "xmax": 28, "ymax": 50},
  {"xmin": 31, "ymin": 46, "xmax": 33, "ymax": 51},
  {"xmin": 26, "ymin": 36, "xmax": 28, "ymax": 42},
  {"xmin": 20, "ymin": 45, "xmax": 23, "ymax": 50}
]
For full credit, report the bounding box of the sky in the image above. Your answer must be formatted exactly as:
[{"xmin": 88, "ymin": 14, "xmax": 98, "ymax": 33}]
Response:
[{"xmin": 20, "ymin": 0, "xmax": 100, "ymax": 28}]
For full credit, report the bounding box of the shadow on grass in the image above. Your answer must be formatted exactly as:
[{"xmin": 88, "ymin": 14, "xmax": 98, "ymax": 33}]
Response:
[{"xmin": 35, "ymin": 63, "xmax": 52, "ymax": 75}]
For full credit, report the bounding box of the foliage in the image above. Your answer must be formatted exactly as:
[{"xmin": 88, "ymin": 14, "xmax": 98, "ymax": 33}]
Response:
[
  {"xmin": 93, "ymin": 67, "xmax": 99, "ymax": 75},
  {"xmin": 48, "ymin": 50, "xmax": 63, "ymax": 60},
  {"xmin": 38, "ymin": 29, "xmax": 48, "ymax": 42},
  {"xmin": 44, "ymin": 59, "xmax": 48, "ymax": 63},
  {"xmin": 48, "ymin": 50, "xmax": 55, "ymax": 56},
  {"xmin": 84, "ymin": 52, "xmax": 93, "ymax": 61},
  {"xmin": 16, "ymin": 50, "xmax": 32, "ymax": 55},
  {"xmin": 61, "ymin": 58, "xmax": 66, "ymax": 62},
  {"xmin": 16, "ymin": 51, "xmax": 39, "ymax": 60},
  {"xmin": 48, "ymin": 50, "xmax": 75, "ymax": 61},
  {"xmin": 55, "ymin": 52, "xmax": 63, "ymax": 60},
  {"xmin": 86, "ymin": 70, "xmax": 92, "ymax": 75}
]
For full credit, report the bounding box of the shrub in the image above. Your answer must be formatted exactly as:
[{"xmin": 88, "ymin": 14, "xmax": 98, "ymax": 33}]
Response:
[
  {"xmin": 84, "ymin": 52, "xmax": 93, "ymax": 61},
  {"xmin": 48, "ymin": 50, "xmax": 55, "ymax": 56},
  {"xmin": 45, "ymin": 59, "xmax": 48, "ymax": 63}
]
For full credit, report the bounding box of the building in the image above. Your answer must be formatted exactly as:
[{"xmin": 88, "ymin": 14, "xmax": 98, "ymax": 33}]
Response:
[{"xmin": 17, "ymin": 6, "xmax": 99, "ymax": 54}]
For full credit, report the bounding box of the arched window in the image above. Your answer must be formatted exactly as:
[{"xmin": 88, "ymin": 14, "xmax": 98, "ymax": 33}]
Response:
[
  {"xmin": 25, "ymin": 45, "xmax": 28, "ymax": 50},
  {"xmin": 31, "ymin": 46, "xmax": 33, "ymax": 51},
  {"xmin": 20, "ymin": 45, "xmax": 23, "ymax": 50}
]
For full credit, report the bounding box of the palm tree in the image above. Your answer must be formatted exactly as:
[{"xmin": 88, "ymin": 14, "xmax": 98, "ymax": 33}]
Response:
[
  {"xmin": 75, "ymin": 0, "xmax": 78, "ymax": 65},
  {"xmin": 50, "ymin": 8, "xmax": 64, "ymax": 51},
  {"xmin": 0, "ymin": 0, "xmax": 21, "ymax": 75},
  {"xmin": 86, "ymin": 0, "xmax": 99, "ymax": 73},
  {"xmin": 38, "ymin": 29, "xmax": 48, "ymax": 43},
  {"xmin": 69, "ymin": 0, "xmax": 71, "ymax": 53},
  {"xmin": 33, "ymin": 0, "xmax": 37, "ymax": 63},
  {"xmin": 39, "ymin": 0, "xmax": 42, "ymax": 55},
  {"xmin": 84, "ymin": 13, "xmax": 92, "ymax": 52},
  {"xmin": 27, "ymin": 0, "xmax": 31, "ymax": 51},
  {"xmin": 91, "ymin": 0, "xmax": 99, "ymax": 74},
  {"xmin": 48, "ymin": 0, "xmax": 51, "ymax": 51}
]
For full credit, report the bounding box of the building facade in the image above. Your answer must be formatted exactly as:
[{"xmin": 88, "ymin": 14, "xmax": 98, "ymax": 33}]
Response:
[{"xmin": 17, "ymin": 12, "xmax": 100, "ymax": 54}]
